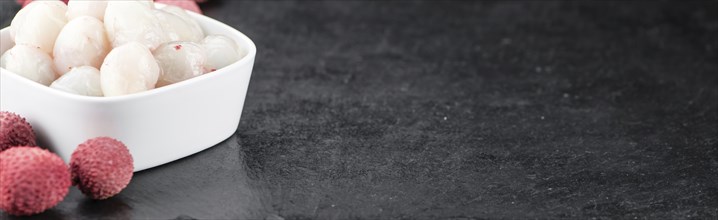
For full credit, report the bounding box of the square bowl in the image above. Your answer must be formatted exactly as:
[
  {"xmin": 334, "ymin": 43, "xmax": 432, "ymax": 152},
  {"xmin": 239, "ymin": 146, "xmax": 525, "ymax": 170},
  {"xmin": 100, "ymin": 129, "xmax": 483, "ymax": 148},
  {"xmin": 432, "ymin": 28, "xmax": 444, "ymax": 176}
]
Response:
[{"xmin": 0, "ymin": 10, "xmax": 256, "ymax": 171}]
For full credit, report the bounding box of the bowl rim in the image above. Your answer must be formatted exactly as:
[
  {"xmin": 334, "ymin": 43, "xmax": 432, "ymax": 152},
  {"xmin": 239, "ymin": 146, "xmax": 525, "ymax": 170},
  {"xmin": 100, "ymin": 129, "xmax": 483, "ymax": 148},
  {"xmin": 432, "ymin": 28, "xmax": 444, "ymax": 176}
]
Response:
[{"xmin": 0, "ymin": 8, "xmax": 256, "ymax": 104}]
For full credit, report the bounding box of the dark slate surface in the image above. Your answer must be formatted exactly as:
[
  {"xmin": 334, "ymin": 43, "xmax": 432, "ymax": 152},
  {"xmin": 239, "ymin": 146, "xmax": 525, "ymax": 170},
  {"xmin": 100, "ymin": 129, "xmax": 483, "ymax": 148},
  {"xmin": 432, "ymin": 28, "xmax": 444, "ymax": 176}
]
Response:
[{"xmin": 2, "ymin": 1, "xmax": 717, "ymax": 219}]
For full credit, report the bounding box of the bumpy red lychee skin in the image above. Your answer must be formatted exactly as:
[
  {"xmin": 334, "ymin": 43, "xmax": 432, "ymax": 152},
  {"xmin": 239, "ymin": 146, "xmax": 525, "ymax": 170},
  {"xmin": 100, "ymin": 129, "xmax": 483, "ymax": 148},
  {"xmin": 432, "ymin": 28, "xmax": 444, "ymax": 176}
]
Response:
[
  {"xmin": 70, "ymin": 137, "xmax": 133, "ymax": 200},
  {"xmin": 0, "ymin": 111, "xmax": 37, "ymax": 152},
  {"xmin": 0, "ymin": 147, "xmax": 71, "ymax": 216}
]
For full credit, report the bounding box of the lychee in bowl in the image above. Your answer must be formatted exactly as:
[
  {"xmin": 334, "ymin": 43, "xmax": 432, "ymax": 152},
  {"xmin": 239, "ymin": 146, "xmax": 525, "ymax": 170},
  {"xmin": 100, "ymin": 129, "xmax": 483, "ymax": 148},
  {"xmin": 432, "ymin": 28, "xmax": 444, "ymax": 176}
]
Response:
[{"xmin": 0, "ymin": 11, "xmax": 256, "ymax": 171}]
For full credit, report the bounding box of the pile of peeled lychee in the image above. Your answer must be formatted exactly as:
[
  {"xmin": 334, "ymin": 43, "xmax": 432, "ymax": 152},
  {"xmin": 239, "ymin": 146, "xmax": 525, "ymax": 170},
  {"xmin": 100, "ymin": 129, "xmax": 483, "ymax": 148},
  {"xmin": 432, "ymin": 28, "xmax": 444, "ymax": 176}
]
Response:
[
  {"xmin": 0, "ymin": 111, "xmax": 134, "ymax": 216},
  {"xmin": 1, "ymin": 0, "xmax": 246, "ymax": 97}
]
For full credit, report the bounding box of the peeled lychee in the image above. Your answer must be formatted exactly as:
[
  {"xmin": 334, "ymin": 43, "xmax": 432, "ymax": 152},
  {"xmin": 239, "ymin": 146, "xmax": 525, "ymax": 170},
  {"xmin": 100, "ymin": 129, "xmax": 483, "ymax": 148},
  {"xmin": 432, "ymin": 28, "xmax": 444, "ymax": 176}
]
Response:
[
  {"xmin": 0, "ymin": 111, "xmax": 36, "ymax": 152},
  {"xmin": 66, "ymin": 0, "xmax": 108, "ymax": 21},
  {"xmin": 154, "ymin": 8, "xmax": 204, "ymax": 42},
  {"xmin": 100, "ymin": 42, "xmax": 160, "ymax": 96},
  {"xmin": 50, "ymin": 66, "xmax": 103, "ymax": 97},
  {"xmin": 201, "ymin": 35, "xmax": 246, "ymax": 71},
  {"xmin": 153, "ymin": 41, "xmax": 207, "ymax": 87},
  {"xmin": 11, "ymin": 1, "xmax": 68, "ymax": 54},
  {"xmin": 0, "ymin": 147, "xmax": 71, "ymax": 216},
  {"xmin": 53, "ymin": 16, "xmax": 110, "ymax": 75},
  {"xmin": 1, "ymin": 45, "xmax": 58, "ymax": 86},
  {"xmin": 70, "ymin": 137, "xmax": 133, "ymax": 200},
  {"xmin": 156, "ymin": 5, "xmax": 204, "ymax": 42},
  {"xmin": 104, "ymin": 1, "xmax": 167, "ymax": 50}
]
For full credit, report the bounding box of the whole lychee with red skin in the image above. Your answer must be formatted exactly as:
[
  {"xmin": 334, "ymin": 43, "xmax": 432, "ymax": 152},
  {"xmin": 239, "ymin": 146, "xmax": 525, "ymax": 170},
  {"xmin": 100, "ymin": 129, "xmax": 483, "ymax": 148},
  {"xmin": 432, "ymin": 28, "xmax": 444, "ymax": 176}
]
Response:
[
  {"xmin": 0, "ymin": 111, "xmax": 37, "ymax": 152},
  {"xmin": 0, "ymin": 147, "xmax": 71, "ymax": 216},
  {"xmin": 70, "ymin": 137, "xmax": 133, "ymax": 200}
]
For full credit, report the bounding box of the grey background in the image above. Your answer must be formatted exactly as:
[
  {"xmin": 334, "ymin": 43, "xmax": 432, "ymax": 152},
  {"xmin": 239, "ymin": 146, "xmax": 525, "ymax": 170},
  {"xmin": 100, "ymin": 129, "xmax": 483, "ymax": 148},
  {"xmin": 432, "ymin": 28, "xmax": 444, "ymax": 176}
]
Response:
[{"xmin": 1, "ymin": 0, "xmax": 717, "ymax": 219}]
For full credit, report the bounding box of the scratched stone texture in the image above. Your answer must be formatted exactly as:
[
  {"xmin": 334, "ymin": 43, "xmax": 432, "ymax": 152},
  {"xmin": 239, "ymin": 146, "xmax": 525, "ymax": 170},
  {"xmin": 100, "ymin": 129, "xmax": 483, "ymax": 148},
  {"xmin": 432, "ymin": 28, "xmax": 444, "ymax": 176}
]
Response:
[{"xmin": 1, "ymin": 1, "xmax": 716, "ymax": 219}]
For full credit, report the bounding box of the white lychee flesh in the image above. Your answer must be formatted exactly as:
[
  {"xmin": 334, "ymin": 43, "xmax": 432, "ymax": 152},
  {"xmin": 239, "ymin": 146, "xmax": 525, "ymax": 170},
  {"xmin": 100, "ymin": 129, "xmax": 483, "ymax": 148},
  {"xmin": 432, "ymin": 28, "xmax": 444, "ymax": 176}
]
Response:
[
  {"xmin": 157, "ymin": 5, "xmax": 204, "ymax": 42},
  {"xmin": 104, "ymin": 1, "xmax": 166, "ymax": 50},
  {"xmin": 53, "ymin": 16, "xmax": 110, "ymax": 75},
  {"xmin": 100, "ymin": 42, "xmax": 160, "ymax": 97},
  {"xmin": 50, "ymin": 66, "xmax": 103, "ymax": 97},
  {"xmin": 1, "ymin": 45, "xmax": 57, "ymax": 86},
  {"xmin": 66, "ymin": 0, "xmax": 108, "ymax": 21},
  {"xmin": 201, "ymin": 35, "xmax": 246, "ymax": 71},
  {"xmin": 153, "ymin": 42, "xmax": 207, "ymax": 87},
  {"xmin": 11, "ymin": 1, "xmax": 68, "ymax": 54},
  {"xmin": 153, "ymin": 9, "xmax": 204, "ymax": 42}
]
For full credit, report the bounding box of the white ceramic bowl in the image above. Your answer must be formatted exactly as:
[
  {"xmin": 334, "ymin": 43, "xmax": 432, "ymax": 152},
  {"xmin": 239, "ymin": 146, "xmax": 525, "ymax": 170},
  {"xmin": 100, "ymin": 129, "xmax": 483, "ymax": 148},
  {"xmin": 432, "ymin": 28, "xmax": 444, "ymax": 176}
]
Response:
[{"xmin": 0, "ymin": 10, "xmax": 256, "ymax": 171}]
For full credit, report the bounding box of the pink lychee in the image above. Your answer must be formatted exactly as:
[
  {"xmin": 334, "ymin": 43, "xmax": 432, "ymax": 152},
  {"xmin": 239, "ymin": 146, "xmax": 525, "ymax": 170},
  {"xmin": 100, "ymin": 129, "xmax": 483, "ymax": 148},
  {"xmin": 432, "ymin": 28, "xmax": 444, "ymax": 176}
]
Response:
[
  {"xmin": 70, "ymin": 137, "xmax": 133, "ymax": 200},
  {"xmin": 0, "ymin": 111, "xmax": 37, "ymax": 152},
  {"xmin": 0, "ymin": 147, "xmax": 71, "ymax": 216}
]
